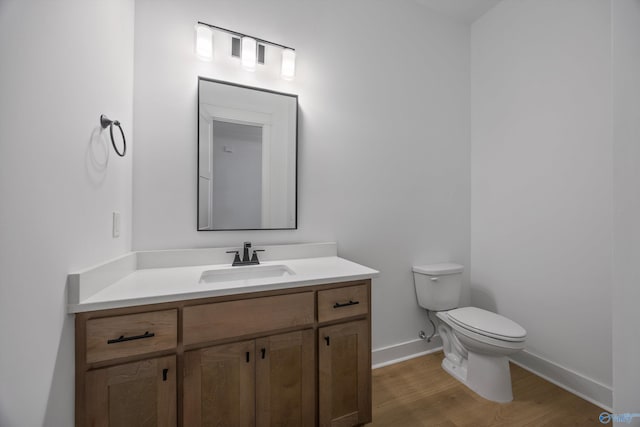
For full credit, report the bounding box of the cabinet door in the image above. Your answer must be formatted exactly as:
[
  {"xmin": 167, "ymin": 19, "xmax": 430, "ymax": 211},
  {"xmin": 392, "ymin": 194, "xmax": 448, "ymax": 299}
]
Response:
[
  {"xmin": 256, "ymin": 330, "xmax": 315, "ymax": 427},
  {"xmin": 319, "ymin": 320, "xmax": 371, "ymax": 427},
  {"xmin": 183, "ymin": 340, "xmax": 255, "ymax": 427},
  {"xmin": 85, "ymin": 355, "xmax": 176, "ymax": 427}
]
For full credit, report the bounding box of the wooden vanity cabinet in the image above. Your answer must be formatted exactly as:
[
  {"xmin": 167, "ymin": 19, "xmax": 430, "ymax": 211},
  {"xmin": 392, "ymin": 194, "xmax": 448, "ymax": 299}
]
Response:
[
  {"xmin": 255, "ymin": 330, "xmax": 315, "ymax": 427},
  {"xmin": 85, "ymin": 355, "xmax": 177, "ymax": 427},
  {"xmin": 183, "ymin": 330, "xmax": 315, "ymax": 427},
  {"xmin": 317, "ymin": 284, "xmax": 372, "ymax": 426},
  {"xmin": 76, "ymin": 309, "xmax": 179, "ymax": 427},
  {"xmin": 183, "ymin": 340, "xmax": 256, "ymax": 426},
  {"xmin": 319, "ymin": 321, "xmax": 370, "ymax": 427},
  {"xmin": 75, "ymin": 280, "xmax": 371, "ymax": 427}
]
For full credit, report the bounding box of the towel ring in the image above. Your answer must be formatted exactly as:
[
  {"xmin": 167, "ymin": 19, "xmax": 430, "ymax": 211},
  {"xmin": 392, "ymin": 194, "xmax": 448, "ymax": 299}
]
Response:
[{"xmin": 100, "ymin": 114, "xmax": 126, "ymax": 157}]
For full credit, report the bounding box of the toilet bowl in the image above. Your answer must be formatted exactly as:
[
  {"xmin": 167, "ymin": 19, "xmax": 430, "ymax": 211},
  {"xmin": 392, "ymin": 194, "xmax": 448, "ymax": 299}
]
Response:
[
  {"xmin": 413, "ymin": 263, "xmax": 527, "ymax": 403},
  {"xmin": 436, "ymin": 307, "xmax": 526, "ymax": 402}
]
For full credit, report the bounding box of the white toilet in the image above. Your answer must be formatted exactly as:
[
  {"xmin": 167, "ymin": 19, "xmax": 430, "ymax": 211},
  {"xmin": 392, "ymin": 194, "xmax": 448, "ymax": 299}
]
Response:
[{"xmin": 413, "ymin": 263, "xmax": 526, "ymax": 403}]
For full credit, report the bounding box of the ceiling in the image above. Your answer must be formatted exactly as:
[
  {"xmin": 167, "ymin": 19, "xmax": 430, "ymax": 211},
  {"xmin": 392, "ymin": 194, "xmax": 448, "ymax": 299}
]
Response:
[{"xmin": 413, "ymin": 0, "xmax": 502, "ymax": 24}]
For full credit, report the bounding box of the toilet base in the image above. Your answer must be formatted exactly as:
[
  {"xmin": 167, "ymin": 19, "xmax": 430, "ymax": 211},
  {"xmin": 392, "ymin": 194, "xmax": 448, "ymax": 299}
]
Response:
[
  {"xmin": 468, "ymin": 352, "xmax": 513, "ymax": 402},
  {"xmin": 441, "ymin": 356, "xmax": 468, "ymax": 384},
  {"xmin": 443, "ymin": 352, "xmax": 513, "ymax": 403}
]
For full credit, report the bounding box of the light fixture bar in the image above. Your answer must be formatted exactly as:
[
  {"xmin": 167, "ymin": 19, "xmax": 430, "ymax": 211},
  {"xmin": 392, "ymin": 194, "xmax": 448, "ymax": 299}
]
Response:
[{"xmin": 197, "ymin": 21, "xmax": 295, "ymax": 52}]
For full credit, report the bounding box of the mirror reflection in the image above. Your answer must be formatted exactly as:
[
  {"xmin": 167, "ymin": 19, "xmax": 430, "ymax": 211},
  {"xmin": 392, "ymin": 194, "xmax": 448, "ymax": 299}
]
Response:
[{"xmin": 198, "ymin": 78, "xmax": 298, "ymax": 230}]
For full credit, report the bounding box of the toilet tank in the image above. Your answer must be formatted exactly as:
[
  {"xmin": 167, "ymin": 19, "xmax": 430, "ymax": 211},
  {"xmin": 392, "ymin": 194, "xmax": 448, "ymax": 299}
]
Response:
[{"xmin": 413, "ymin": 263, "xmax": 464, "ymax": 311}]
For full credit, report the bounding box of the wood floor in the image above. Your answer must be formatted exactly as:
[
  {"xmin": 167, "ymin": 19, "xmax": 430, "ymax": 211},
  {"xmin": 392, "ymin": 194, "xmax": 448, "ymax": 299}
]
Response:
[{"xmin": 368, "ymin": 352, "xmax": 606, "ymax": 427}]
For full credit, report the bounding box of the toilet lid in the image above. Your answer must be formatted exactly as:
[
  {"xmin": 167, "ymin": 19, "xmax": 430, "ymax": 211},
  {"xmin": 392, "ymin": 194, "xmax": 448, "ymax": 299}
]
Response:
[{"xmin": 446, "ymin": 307, "xmax": 527, "ymax": 342}]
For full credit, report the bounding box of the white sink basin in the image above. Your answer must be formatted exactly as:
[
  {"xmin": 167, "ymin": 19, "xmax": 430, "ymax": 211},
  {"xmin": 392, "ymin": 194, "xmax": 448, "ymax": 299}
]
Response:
[{"xmin": 199, "ymin": 264, "xmax": 295, "ymax": 284}]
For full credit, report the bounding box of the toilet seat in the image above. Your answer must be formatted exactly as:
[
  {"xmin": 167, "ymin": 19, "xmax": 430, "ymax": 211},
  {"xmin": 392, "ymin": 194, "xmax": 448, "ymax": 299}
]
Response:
[{"xmin": 445, "ymin": 307, "xmax": 526, "ymax": 343}]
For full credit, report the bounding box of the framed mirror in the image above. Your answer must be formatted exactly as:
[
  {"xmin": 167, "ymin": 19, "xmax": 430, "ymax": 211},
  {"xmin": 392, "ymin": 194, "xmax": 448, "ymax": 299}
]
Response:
[{"xmin": 198, "ymin": 78, "xmax": 298, "ymax": 230}]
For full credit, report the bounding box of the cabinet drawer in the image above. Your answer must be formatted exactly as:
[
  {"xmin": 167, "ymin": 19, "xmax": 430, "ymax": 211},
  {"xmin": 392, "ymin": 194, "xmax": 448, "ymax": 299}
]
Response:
[
  {"xmin": 183, "ymin": 292, "xmax": 314, "ymax": 346},
  {"xmin": 86, "ymin": 309, "xmax": 177, "ymax": 364},
  {"xmin": 318, "ymin": 284, "xmax": 368, "ymax": 323}
]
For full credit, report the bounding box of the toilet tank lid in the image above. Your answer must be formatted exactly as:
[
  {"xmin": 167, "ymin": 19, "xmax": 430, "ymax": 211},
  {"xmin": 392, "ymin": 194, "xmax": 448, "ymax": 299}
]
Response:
[{"xmin": 412, "ymin": 263, "xmax": 464, "ymax": 275}]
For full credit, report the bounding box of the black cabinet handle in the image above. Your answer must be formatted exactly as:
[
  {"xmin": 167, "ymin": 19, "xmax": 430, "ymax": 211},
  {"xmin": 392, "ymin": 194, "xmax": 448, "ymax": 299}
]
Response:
[
  {"xmin": 107, "ymin": 331, "xmax": 155, "ymax": 344},
  {"xmin": 324, "ymin": 336, "xmax": 330, "ymax": 346},
  {"xmin": 162, "ymin": 368, "xmax": 169, "ymax": 382},
  {"xmin": 333, "ymin": 300, "xmax": 360, "ymax": 309},
  {"xmin": 261, "ymin": 348, "xmax": 266, "ymax": 359},
  {"xmin": 246, "ymin": 352, "xmax": 250, "ymax": 363}
]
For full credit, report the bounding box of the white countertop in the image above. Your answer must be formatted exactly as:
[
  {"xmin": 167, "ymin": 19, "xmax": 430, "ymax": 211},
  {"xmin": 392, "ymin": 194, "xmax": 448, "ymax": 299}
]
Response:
[{"xmin": 68, "ymin": 243, "xmax": 379, "ymax": 313}]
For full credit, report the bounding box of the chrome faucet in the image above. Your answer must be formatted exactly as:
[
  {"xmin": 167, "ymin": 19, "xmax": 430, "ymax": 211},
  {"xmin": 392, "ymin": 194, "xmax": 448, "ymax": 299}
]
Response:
[{"xmin": 226, "ymin": 242, "xmax": 264, "ymax": 266}]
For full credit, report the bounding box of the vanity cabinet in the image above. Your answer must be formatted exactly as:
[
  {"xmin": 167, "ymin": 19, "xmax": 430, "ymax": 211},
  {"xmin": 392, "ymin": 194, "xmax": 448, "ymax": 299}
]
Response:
[
  {"xmin": 319, "ymin": 321, "xmax": 370, "ymax": 427},
  {"xmin": 85, "ymin": 309, "xmax": 178, "ymax": 363},
  {"xmin": 182, "ymin": 292, "xmax": 314, "ymax": 345},
  {"xmin": 183, "ymin": 340, "xmax": 256, "ymax": 426},
  {"xmin": 317, "ymin": 284, "xmax": 371, "ymax": 427},
  {"xmin": 255, "ymin": 330, "xmax": 315, "ymax": 427},
  {"xmin": 84, "ymin": 355, "xmax": 176, "ymax": 426},
  {"xmin": 183, "ymin": 330, "xmax": 315, "ymax": 426},
  {"xmin": 75, "ymin": 280, "xmax": 371, "ymax": 427}
]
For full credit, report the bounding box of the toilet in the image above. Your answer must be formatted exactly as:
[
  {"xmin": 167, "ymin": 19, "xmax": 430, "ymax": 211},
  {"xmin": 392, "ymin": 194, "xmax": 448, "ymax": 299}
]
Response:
[{"xmin": 413, "ymin": 263, "xmax": 526, "ymax": 402}]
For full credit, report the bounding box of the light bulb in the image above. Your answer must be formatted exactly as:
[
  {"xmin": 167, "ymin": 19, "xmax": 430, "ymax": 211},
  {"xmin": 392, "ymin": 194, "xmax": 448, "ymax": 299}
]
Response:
[
  {"xmin": 241, "ymin": 37, "xmax": 257, "ymax": 72},
  {"xmin": 281, "ymin": 49, "xmax": 296, "ymax": 80},
  {"xmin": 194, "ymin": 24, "xmax": 213, "ymax": 61}
]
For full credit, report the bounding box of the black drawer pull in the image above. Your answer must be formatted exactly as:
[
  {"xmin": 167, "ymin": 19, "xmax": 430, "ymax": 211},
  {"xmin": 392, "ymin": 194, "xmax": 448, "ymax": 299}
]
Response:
[
  {"xmin": 246, "ymin": 352, "xmax": 250, "ymax": 363},
  {"xmin": 333, "ymin": 300, "xmax": 360, "ymax": 309},
  {"xmin": 261, "ymin": 348, "xmax": 266, "ymax": 359},
  {"xmin": 107, "ymin": 331, "xmax": 155, "ymax": 344},
  {"xmin": 325, "ymin": 336, "xmax": 330, "ymax": 346},
  {"xmin": 162, "ymin": 368, "xmax": 169, "ymax": 382}
]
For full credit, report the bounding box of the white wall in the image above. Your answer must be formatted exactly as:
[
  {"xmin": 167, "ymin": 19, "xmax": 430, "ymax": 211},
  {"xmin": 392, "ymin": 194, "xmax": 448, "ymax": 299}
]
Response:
[
  {"xmin": 133, "ymin": 0, "xmax": 471, "ymax": 352},
  {"xmin": 0, "ymin": 1, "xmax": 134, "ymax": 425},
  {"xmin": 470, "ymin": 0, "xmax": 613, "ymax": 404},
  {"xmin": 612, "ymin": 0, "xmax": 640, "ymax": 421}
]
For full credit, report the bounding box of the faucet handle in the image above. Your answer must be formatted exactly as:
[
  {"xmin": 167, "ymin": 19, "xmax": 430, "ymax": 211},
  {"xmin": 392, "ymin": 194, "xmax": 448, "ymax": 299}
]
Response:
[
  {"xmin": 226, "ymin": 250, "xmax": 242, "ymax": 266},
  {"xmin": 250, "ymin": 249, "xmax": 265, "ymax": 264}
]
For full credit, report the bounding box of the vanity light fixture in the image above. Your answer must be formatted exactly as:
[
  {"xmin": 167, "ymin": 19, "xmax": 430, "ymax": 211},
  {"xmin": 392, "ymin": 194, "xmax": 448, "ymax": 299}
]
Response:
[
  {"xmin": 195, "ymin": 21, "xmax": 296, "ymax": 80},
  {"xmin": 194, "ymin": 23, "xmax": 213, "ymax": 61},
  {"xmin": 241, "ymin": 36, "xmax": 257, "ymax": 72},
  {"xmin": 281, "ymin": 48, "xmax": 296, "ymax": 80}
]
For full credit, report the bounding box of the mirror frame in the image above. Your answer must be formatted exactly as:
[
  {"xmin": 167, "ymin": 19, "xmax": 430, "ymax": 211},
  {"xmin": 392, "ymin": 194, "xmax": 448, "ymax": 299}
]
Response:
[{"xmin": 197, "ymin": 77, "xmax": 299, "ymax": 231}]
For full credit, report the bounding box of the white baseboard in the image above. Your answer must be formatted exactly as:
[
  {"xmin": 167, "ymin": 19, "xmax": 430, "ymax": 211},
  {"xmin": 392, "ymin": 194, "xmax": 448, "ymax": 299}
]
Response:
[
  {"xmin": 372, "ymin": 337, "xmax": 443, "ymax": 369},
  {"xmin": 510, "ymin": 350, "xmax": 613, "ymax": 411}
]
